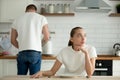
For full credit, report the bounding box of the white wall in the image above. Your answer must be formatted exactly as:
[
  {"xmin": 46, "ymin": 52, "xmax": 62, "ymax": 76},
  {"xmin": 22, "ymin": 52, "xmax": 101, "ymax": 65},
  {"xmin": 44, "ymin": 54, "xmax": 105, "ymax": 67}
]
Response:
[
  {"xmin": 47, "ymin": 13, "xmax": 120, "ymax": 55},
  {"xmin": 0, "ymin": 0, "xmax": 120, "ymax": 55},
  {"xmin": 0, "ymin": 23, "xmax": 18, "ymax": 55}
]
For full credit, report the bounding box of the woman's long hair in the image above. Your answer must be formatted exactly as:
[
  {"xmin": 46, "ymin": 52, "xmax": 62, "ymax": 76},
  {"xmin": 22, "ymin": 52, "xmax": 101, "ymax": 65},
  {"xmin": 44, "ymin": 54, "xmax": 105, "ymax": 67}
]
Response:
[{"xmin": 68, "ymin": 27, "xmax": 83, "ymax": 46}]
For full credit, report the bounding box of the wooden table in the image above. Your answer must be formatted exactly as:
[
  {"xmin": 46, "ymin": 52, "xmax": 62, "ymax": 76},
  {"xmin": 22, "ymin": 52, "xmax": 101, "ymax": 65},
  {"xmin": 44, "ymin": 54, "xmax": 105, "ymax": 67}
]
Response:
[{"xmin": 0, "ymin": 75, "xmax": 120, "ymax": 80}]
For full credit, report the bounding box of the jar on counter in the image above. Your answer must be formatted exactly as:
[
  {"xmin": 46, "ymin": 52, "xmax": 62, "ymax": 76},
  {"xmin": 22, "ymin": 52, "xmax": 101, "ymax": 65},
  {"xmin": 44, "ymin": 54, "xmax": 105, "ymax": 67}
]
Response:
[
  {"xmin": 48, "ymin": 4, "xmax": 55, "ymax": 13},
  {"xmin": 40, "ymin": 4, "xmax": 45, "ymax": 14},
  {"xmin": 56, "ymin": 4, "xmax": 63, "ymax": 13},
  {"xmin": 45, "ymin": 4, "xmax": 49, "ymax": 13},
  {"xmin": 64, "ymin": 4, "xmax": 70, "ymax": 13},
  {"xmin": 57, "ymin": 4, "xmax": 64, "ymax": 13}
]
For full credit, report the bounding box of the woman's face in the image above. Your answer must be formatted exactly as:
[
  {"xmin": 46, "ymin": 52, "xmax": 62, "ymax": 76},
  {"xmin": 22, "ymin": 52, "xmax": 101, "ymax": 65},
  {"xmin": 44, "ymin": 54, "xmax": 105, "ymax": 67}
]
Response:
[{"xmin": 70, "ymin": 29, "xmax": 86, "ymax": 47}]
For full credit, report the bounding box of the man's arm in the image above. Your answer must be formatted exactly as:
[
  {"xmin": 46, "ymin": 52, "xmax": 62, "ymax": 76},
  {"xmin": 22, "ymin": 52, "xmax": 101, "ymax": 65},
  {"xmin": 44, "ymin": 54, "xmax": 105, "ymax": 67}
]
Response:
[
  {"xmin": 42, "ymin": 24, "xmax": 50, "ymax": 42},
  {"xmin": 11, "ymin": 28, "xmax": 19, "ymax": 48}
]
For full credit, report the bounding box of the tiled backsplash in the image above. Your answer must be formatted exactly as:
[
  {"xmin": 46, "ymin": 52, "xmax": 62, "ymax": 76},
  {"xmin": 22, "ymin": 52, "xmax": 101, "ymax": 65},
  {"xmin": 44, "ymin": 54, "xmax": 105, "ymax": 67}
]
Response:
[
  {"xmin": 0, "ymin": 13, "xmax": 120, "ymax": 55},
  {"xmin": 48, "ymin": 23, "xmax": 120, "ymax": 55},
  {"xmin": 46, "ymin": 13, "xmax": 120, "ymax": 55}
]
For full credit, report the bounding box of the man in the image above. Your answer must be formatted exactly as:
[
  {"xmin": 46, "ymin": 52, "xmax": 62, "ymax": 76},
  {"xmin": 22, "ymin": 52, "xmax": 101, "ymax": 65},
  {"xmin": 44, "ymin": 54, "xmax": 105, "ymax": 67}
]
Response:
[{"xmin": 11, "ymin": 4, "xmax": 49, "ymax": 75}]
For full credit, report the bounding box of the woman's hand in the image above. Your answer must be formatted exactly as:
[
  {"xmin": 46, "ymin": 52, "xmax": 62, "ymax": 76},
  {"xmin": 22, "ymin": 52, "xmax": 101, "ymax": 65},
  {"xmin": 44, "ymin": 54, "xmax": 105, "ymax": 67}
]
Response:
[
  {"xmin": 80, "ymin": 46, "xmax": 88, "ymax": 55},
  {"xmin": 31, "ymin": 71, "xmax": 43, "ymax": 78}
]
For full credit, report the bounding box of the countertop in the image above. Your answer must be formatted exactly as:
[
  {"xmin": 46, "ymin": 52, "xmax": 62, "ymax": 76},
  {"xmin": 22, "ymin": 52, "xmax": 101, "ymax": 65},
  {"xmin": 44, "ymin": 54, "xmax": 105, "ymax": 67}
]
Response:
[
  {"xmin": 0, "ymin": 75, "xmax": 120, "ymax": 80},
  {"xmin": 0, "ymin": 54, "xmax": 120, "ymax": 60},
  {"xmin": 96, "ymin": 55, "xmax": 120, "ymax": 60},
  {"xmin": 0, "ymin": 54, "xmax": 56, "ymax": 60}
]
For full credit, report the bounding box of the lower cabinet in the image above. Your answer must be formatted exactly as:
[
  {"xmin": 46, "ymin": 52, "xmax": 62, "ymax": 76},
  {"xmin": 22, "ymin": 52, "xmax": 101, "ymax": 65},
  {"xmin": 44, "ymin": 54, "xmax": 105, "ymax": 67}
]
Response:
[
  {"xmin": 113, "ymin": 60, "xmax": 120, "ymax": 76},
  {"xmin": 2, "ymin": 59, "xmax": 56, "ymax": 77},
  {"xmin": 0, "ymin": 59, "xmax": 58, "ymax": 77},
  {"xmin": 41, "ymin": 60, "xmax": 55, "ymax": 71},
  {"xmin": 2, "ymin": 59, "xmax": 17, "ymax": 76},
  {"xmin": 0, "ymin": 59, "xmax": 64, "ymax": 77},
  {"xmin": 1, "ymin": 59, "xmax": 120, "ymax": 77},
  {"xmin": 0, "ymin": 60, "xmax": 3, "ymax": 78},
  {"xmin": 41, "ymin": 60, "xmax": 65, "ymax": 75}
]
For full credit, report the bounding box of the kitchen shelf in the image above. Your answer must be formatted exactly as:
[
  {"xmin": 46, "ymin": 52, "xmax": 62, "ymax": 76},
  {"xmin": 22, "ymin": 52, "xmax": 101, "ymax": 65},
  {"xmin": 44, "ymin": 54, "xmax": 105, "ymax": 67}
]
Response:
[
  {"xmin": 34, "ymin": 0, "xmax": 74, "ymax": 1},
  {"xmin": 109, "ymin": 13, "xmax": 120, "ymax": 17},
  {"xmin": 110, "ymin": 0, "xmax": 120, "ymax": 1},
  {"xmin": 40, "ymin": 13, "xmax": 75, "ymax": 16}
]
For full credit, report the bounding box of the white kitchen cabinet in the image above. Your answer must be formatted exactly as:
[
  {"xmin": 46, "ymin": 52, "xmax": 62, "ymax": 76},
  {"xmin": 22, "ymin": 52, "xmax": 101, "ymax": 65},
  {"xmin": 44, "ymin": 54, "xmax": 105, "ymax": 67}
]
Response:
[
  {"xmin": 2, "ymin": 59, "xmax": 17, "ymax": 76},
  {"xmin": 113, "ymin": 60, "xmax": 120, "ymax": 76},
  {"xmin": 0, "ymin": 0, "xmax": 33, "ymax": 22},
  {"xmin": 41, "ymin": 60, "xmax": 55, "ymax": 70},
  {"xmin": 41, "ymin": 60, "xmax": 65, "ymax": 75},
  {"xmin": 0, "ymin": 59, "xmax": 64, "ymax": 77},
  {"xmin": 1, "ymin": 59, "xmax": 56, "ymax": 77},
  {"xmin": 0, "ymin": 60, "xmax": 3, "ymax": 78}
]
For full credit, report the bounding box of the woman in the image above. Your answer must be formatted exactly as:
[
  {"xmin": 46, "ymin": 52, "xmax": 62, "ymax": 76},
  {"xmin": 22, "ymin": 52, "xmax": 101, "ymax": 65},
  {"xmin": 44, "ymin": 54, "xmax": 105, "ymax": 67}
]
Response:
[{"xmin": 31, "ymin": 27, "xmax": 97, "ymax": 78}]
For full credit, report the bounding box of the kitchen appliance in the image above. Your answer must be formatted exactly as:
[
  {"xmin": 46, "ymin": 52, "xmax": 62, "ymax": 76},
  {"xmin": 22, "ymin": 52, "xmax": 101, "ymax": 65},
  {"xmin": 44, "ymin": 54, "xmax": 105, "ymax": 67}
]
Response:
[
  {"xmin": 75, "ymin": 0, "xmax": 111, "ymax": 13},
  {"xmin": 93, "ymin": 60, "xmax": 112, "ymax": 76},
  {"xmin": 113, "ymin": 43, "xmax": 120, "ymax": 56}
]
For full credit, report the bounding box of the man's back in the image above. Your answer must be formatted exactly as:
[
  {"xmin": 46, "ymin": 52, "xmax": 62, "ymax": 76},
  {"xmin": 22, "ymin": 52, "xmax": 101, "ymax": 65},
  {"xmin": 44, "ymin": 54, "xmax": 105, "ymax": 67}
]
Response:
[{"xmin": 12, "ymin": 12, "xmax": 48, "ymax": 52}]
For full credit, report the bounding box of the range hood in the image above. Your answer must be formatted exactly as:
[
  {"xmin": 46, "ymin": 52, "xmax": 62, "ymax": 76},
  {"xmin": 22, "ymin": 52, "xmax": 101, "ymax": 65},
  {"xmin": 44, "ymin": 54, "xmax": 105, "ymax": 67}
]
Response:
[{"xmin": 75, "ymin": 0, "xmax": 111, "ymax": 13}]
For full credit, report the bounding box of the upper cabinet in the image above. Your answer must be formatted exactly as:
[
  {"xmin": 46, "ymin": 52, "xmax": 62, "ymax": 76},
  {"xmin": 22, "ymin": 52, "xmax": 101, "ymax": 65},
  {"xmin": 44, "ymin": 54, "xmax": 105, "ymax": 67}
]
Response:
[{"xmin": 0, "ymin": 0, "xmax": 33, "ymax": 23}]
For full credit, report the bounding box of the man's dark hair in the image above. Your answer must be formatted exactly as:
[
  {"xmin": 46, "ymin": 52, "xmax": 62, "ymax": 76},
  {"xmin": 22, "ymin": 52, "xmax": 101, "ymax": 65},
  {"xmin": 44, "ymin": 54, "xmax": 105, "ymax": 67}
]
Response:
[{"xmin": 25, "ymin": 4, "xmax": 37, "ymax": 12}]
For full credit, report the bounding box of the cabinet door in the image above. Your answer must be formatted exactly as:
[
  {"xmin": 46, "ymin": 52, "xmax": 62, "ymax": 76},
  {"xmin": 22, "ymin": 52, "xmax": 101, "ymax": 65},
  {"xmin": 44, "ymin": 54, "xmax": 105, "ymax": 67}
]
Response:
[
  {"xmin": 41, "ymin": 60, "xmax": 55, "ymax": 70},
  {"xmin": 0, "ymin": 60, "xmax": 3, "ymax": 78},
  {"xmin": 41, "ymin": 60, "xmax": 65, "ymax": 75},
  {"xmin": 3, "ymin": 59, "xmax": 17, "ymax": 76},
  {"xmin": 0, "ymin": 0, "xmax": 33, "ymax": 22},
  {"xmin": 113, "ymin": 60, "xmax": 120, "ymax": 76}
]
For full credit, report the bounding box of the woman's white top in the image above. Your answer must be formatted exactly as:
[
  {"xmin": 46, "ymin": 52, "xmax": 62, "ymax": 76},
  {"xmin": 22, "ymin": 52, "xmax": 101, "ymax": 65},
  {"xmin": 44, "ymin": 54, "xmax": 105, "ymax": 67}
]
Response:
[{"xmin": 57, "ymin": 45, "xmax": 97, "ymax": 76}]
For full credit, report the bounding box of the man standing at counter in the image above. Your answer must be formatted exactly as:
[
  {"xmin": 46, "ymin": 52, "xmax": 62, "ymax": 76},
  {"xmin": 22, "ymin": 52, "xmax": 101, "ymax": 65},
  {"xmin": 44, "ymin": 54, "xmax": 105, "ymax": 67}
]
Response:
[{"xmin": 11, "ymin": 4, "xmax": 49, "ymax": 75}]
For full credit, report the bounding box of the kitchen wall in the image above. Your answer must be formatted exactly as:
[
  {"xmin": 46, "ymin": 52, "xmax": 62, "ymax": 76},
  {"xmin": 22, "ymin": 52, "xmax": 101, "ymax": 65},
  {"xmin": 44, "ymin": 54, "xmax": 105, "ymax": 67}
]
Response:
[
  {"xmin": 0, "ymin": 0, "xmax": 120, "ymax": 55},
  {"xmin": 0, "ymin": 23, "xmax": 18, "ymax": 55},
  {"xmin": 46, "ymin": 13, "xmax": 120, "ymax": 55}
]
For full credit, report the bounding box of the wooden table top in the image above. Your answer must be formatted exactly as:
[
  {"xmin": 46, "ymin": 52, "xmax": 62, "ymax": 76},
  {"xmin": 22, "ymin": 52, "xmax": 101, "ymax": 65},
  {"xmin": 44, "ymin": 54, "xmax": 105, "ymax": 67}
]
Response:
[{"xmin": 0, "ymin": 75, "xmax": 120, "ymax": 80}]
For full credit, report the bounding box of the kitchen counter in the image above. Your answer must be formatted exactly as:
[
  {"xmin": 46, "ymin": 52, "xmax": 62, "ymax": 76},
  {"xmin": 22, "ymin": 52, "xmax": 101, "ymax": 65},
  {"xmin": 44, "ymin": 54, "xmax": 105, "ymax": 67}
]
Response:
[
  {"xmin": 0, "ymin": 55, "xmax": 120, "ymax": 60},
  {"xmin": 0, "ymin": 54, "xmax": 56, "ymax": 60},
  {"xmin": 0, "ymin": 75, "xmax": 120, "ymax": 80},
  {"xmin": 97, "ymin": 55, "xmax": 120, "ymax": 60}
]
